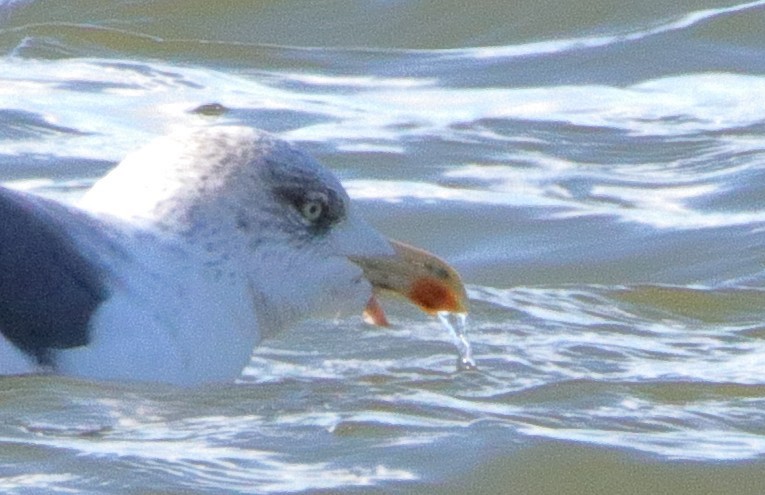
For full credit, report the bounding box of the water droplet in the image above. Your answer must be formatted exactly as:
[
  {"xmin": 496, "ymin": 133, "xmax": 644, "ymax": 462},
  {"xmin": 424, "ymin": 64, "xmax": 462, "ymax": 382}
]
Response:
[{"xmin": 437, "ymin": 311, "xmax": 477, "ymax": 371}]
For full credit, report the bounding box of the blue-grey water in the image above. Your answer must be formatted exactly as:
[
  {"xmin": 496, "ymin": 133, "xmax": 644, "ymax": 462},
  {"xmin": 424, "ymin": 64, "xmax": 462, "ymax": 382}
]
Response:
[{"xmin": 2, "ymin": 1, "xmax": 765, "ymax": 493}]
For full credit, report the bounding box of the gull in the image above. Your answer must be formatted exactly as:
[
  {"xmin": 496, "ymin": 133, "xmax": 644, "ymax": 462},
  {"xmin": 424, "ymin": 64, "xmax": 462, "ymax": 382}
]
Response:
[{"xmin": 0, "ymin": 126, "xmax": 467, "ymax": 386}]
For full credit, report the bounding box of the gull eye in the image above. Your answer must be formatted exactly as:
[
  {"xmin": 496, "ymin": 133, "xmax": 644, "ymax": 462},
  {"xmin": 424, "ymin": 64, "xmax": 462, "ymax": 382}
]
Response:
[
  {"xmin": 301, "ymin": 198, "xmax": 325, "ymax": 223},
  {"xmin": 275, "ymin": 186, "xmax": 340, "ymax": 230}
]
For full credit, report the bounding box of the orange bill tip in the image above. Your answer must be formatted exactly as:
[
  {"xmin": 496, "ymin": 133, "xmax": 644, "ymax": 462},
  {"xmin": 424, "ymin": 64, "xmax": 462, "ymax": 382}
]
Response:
[
  {"xmin": 350, "ymin": 239, "xmax": 468, "ymax": 324},
  {"xmin": 408, "ymin": 276, "xmax": 462, "ymax": 314}
]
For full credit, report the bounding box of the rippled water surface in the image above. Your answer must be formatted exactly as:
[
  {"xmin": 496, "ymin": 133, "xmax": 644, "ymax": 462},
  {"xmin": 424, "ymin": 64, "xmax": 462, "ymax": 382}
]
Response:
[{"xmin": 2, "ymin": 0, "xmax": 765, "ymax": 493}]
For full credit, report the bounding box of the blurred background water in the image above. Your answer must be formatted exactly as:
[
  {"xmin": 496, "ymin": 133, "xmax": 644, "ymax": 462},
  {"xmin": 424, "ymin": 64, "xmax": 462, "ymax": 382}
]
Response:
[{"xmin": 2, "ymin": 0, "xmax": 765, "ymax": 493}]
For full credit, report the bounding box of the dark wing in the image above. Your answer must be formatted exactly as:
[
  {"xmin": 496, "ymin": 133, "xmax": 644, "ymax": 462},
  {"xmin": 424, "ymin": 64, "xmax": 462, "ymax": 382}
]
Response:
[{"xmin": 0, "ymin": 186, "xmax": 107, "ymax": 364}]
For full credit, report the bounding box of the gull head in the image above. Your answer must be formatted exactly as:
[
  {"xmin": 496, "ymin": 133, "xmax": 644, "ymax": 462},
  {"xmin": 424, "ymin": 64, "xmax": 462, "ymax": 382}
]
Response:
[{"xmin": 81, "ymin": 126, "xmax": 467, "ymax": 334}]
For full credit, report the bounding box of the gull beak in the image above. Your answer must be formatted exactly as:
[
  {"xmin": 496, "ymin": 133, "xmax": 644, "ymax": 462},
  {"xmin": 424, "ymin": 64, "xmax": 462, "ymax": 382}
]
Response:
[{"xmin": 349, "ymin": 240, "xmax": 469, "ymax": 326}]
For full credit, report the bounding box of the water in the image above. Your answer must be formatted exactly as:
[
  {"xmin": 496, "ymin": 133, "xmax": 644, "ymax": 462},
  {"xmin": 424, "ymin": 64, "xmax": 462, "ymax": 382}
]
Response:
[
  {"xmin": 437, "ymin": 311, "xmax": 477, "ymax": 371},
  {"xmin": 3, "ymin": 0, "xmax": 765, "ymax": 493}
]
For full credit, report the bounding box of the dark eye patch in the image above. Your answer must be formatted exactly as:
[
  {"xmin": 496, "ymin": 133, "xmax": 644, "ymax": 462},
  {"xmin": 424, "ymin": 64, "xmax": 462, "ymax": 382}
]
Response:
[{"xmin": 274, "ymin": 186, "xmax": 345, "ymax": 233}]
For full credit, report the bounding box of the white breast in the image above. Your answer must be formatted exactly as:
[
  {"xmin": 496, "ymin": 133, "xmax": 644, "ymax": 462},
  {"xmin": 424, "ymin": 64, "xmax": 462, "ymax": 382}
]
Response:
[{"xmin": 55, "ymin": 235, "xmax": 261, "ymax": 386}]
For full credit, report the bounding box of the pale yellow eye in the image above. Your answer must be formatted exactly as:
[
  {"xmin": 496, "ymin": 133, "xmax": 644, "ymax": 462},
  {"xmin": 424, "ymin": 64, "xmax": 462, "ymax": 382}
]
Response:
[{"xmin": 301, "ymin": 199, "xmax": 324, "ymax": 222}]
